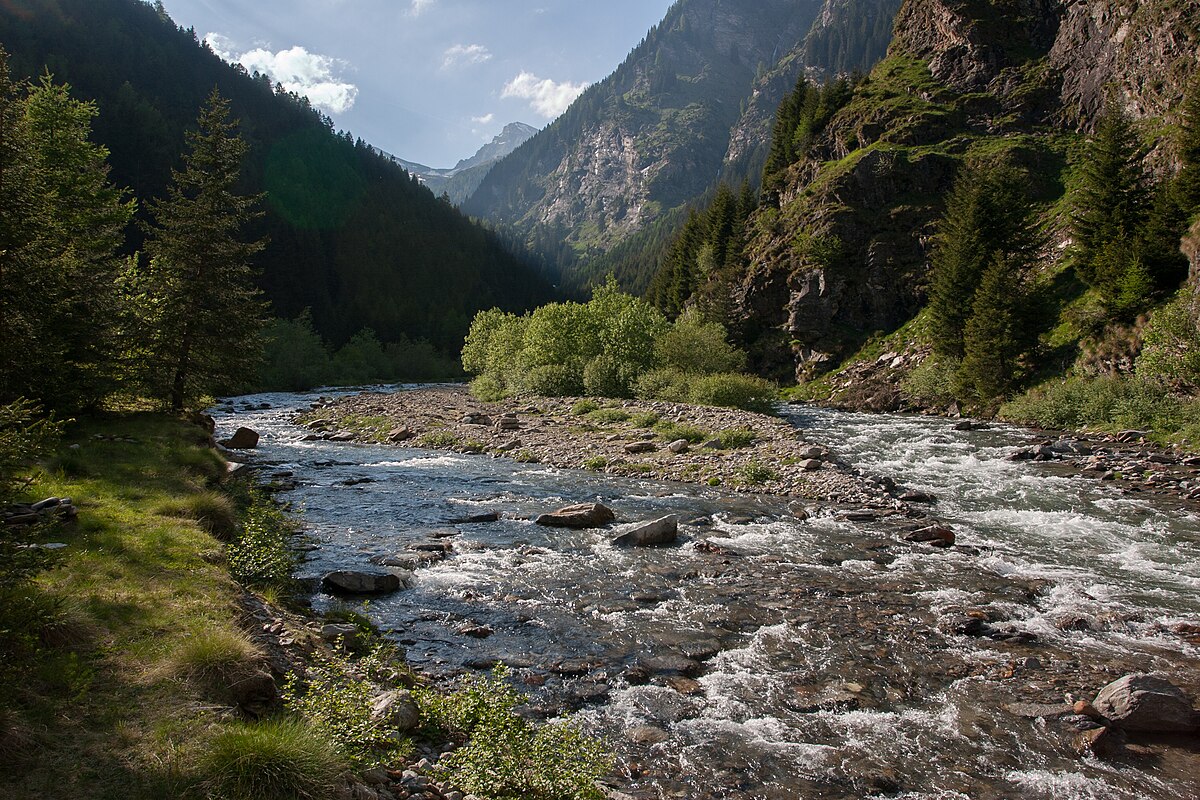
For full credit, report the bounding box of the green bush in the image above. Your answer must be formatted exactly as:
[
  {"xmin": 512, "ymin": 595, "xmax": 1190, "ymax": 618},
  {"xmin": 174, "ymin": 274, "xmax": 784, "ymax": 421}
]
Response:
[
  {"xmin": 715, "ymin": 427, "xmax": 757, "ymax": 449},
  {"xmin": 581, "ymin": 456, "xmax": 608, "ymax": 471},
  {"xmin": 739, "ymin": 460, "xmax": 778, "ymax": 485},
  {"xmin": 686, "ymin": 373, "xmax": 779, "ymax": 414},
  {"xmin": 629, "ymin": 412, "xmax": 660, "ymax": 428},
  {"xmin": 521, "ymin": 364, "xmax": 583, "ymax": 397},
  {"xmin": 416, "ymin": 668, "xmax": 610, "ymax": 800},
  {"xmin": 1137, "ymin": 291, "xmax": 1200, "ymax": 393},
  {"xmin": 582, "ymin": 353, "xmax": 629, "ymax": 398},
  {"xmin": 632, "ymin": 368, "xmax": 690, "ymax": 403},
  {"xmin": 416, "ymin": 431, "xmax": 462, "ymax": 449},
  {"xmin": 654, "ymin": 308, "xmax": 746, "ymax": 374},
  {"xmin": 901, "ymin": 355, "xmax": 960, "ymax": 407},
  {"xmin": 226, "ymin": 490, "xmax": 296, "ymax": 589},
  {"xmin": 257, "ymin": 313, "xmax": 332, "ymax": 392},
  {"xmin": 199, "ymin": 718, "xmax": 343, "ymax": 800},
  {"xmin": 653, "ymin": 421, "xmax": 709, "ymax": 443},
  {"xmin": 587, "ymin": 408, "xmax": 630, "ymax": 424},
  {"xmin": 282, "ymin": 646, "xmax": 410, "ymax": 767},
  {"xmin": 570, "ymin": 400, "xmax": 601, "ymax": 416},
  {"xmin": 469, "ymin": 375, "xmax": 506, "ymax": 402}
]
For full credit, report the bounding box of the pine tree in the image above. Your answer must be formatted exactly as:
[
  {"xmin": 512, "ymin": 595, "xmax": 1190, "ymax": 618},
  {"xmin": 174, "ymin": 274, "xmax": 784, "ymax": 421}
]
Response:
[
  {"xmin": 1072, "ymin": 98, "xmax": 1149, "ymax": 284},
  {"xmin": 22, "ymin": 73, "xmax": 136, "ymax": 407},
  {"xmin": 927, "ymin": 161, "xmax": 1037, "ymax": 358},
  {"xmin": 960, "ymin": 252, "xmax": 1024, "ymax": 403},
  {"xmin": 134, "ymin": 89, "xmax": 267, "ymax": 410},
  {"xmin": 1177, "ymin": 77, "xmax": 1200, "ymax": 219}
]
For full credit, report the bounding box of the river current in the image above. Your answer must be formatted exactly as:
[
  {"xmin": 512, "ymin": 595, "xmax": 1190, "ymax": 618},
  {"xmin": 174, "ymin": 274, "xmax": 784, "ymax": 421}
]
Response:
[{"xmin": 212, "ymin": 389, "xmax": 1200, "ymax": 800}]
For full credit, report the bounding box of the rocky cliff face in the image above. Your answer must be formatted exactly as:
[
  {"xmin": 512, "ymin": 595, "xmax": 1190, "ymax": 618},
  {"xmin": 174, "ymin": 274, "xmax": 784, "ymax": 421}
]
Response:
[
  {"xmin": 729, "ymin": 0, "xmax": 1199, "ymax": 381},
  {"xmin": 465, "ymin": 0, "xmax": 906, "ymax": 275}
]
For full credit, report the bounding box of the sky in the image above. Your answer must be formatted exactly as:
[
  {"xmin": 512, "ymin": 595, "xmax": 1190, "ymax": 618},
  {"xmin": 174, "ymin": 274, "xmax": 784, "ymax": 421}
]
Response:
[{"xmin": 163, "ymin": 0, "xmax": 676, "ymax": 168}]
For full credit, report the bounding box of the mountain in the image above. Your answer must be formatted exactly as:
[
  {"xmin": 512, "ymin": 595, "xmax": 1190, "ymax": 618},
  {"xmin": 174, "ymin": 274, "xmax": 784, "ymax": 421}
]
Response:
[
  {"xmin": 0, "ymin": 0, "xmax": 552, "ymax": 354},
  {"xmin": 462, "ymin": 0, "xmax": 902, "ymax": 290},
  {"xmin": 684, "ymin": 0, "xmax": 1199, "ymax": 387},
  {"xmin": 380, "ymin": 122, "xmax": 538, "ymax": 205}
]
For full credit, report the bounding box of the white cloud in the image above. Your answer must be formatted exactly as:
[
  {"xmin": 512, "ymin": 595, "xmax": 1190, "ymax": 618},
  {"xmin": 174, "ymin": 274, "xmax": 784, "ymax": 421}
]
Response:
[
  {"xmin": 205, "ymin": 33, "xmax": 358, "ymax": 114},
  {"xmin": 472, "ymin": 113, "xmax": 495, "ymax": 125},
  {"xmin": 409, "ymin": 0, "xmax": 435, "ymax": 16},
  {"xmin": 442, "ymin": 44, "xmax": 492, "ymax": 70},
  {"xmin": 501, "ymin": 72, "xmax": 588, "ymax": 119}
]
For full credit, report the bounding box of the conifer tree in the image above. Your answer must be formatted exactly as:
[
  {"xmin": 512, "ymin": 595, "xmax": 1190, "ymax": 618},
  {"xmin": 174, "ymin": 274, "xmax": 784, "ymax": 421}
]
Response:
[
  {"xmin": 1072, "ymin": 98, "xmax": 1149, "ymax": 284},
  {"xmin": 1177, "ymin": 77, "xmax": 1200, "ymax": 219},
  {"xmin": 960, "ymin": 252, "xmax": 1024, "ymax": 402},
  {"xmin": 133, "ymin": 89, "xmax": 266, "ymax": 410}
]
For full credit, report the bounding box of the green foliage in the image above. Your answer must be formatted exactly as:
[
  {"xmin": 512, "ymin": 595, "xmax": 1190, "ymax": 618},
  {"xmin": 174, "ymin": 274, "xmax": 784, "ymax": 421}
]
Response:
[
  {"xmin": 685, "ymin": 373, "xmax": 779, "ymax": 415},
  {"xmin": 715, "ymin": 427, "xmax": 757, "ymax": 449},
  {"xmin": 226, "ymin": 489, "xmax": 296, "ymax": 590},
  {"xmin": 0, "ymin": 399, "xmax": 62, "ymax": 499},
  {"xmin": 282, "ymin": 646, "xmax": 411, "ymax": 767},
  {"xmin": 416, "ymin": 668, "xmax": 610, "ymax": 800},
  {"xmin": 1137, "ymin": 291, "xmax": 1200, "ymax": 393},
  {"xmin": 155, "ymin": 490, "xmax": 239, "ymax": 541},
  {"xmin": 570, "ymin": 399, "xmax": 601, "ymax": 416},
  {"xmin": 469, "ymin": 375, "xmax": 506, "ymax": 402},
  {"xmin": 129, "ymin": 89, "xmax": 267, "ymax": 410},
  {"xmin": 587, "ymin": 408, "xmax": 631, "ymax": 424},
  {"xmin": 654, "ymin": 308, "xmax": 746, "ymax": 374},
  {"xmin": 258, "ymin": 312, "xmax": 332, "ymax": 392},
  {"xmin": 762, "ymin": 76, "xmax": 857, "ymax": 202},
  {"xmin": 901, "ymin": 356, "xmax": 961, "ymax": 408},
  {"xmin": 199, "ymin": 718, "xmax": 343, "ymax": 800},
  {"xmin": 581, "ymin": 456, "xmax": 608, "ymax": 471},
  {"xmin": 632, "ymin": 368, "xmax": 691, "ymax": 403},
  {"xmin": 653, "ymin": 421, "xmax": 709, "ymax": 443},
  {"xmin": 629, "ymin": 412, "xmax": 661, "ymax": 428},
  {"xmin": 513, "ymin": 449, "xmax": 541, "ymax": 464},
  {"xmin": 1178, "ymin": 76, "xmax": 1200, "ymax": 218},
  {"xmin": 416, "ymin": 431, "xmax": 462, "ymax": 449},
  {"xmin": 739, "ymin": 460, "xmax": 778, "ymax": 485},
  {"xmin": 960, "ymin": 253, "xmax": 1026, "ymax": 403}
]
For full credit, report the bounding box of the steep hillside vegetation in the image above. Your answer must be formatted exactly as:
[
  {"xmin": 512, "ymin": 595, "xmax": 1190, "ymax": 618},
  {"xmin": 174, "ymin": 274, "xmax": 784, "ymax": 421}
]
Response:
[
  {"xmin": 0, "ymin": 0, "xmax": 552, "ymax": 355},
  {"xmin": 464, "ymin": 0, "xmax": 902, "ymax": 293},
  {"xmin": 665, "ymin": 0, "xmax": 1199, "ymax": 402}
]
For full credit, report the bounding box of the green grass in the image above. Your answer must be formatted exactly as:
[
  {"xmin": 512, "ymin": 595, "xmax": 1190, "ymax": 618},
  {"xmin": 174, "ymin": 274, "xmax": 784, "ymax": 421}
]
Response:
[
  {"xmin": 198, "ymin": 718, "xmax": 343, "ymax": 800},
  {"xmin": 586, "ymin": 408, "xmax": 630, "ymax": 424},
  {"xmin": 629, "ymin": 412, "xmax": 660, "ymax": 428},
  {"xmin": 653, "ymin": 421, "xmax": 709, "ymax": 443},
  {"xmin": 714, "ymin": 427, "xmax": 757, "ymax": 449},
  {"xmin": 415, "ymin": 431, "xmax": 462, "ymax": 449},
  {"xmin": 155, "ymin": 491, "xmax": 240, "ymax": 541},
  {"xmin": 570, "ymin": 400, "xmax": 600, "ymax": 416},
  {"xmin": 739, "ymin": 461, "xmax": 779, "ymax": 486}
]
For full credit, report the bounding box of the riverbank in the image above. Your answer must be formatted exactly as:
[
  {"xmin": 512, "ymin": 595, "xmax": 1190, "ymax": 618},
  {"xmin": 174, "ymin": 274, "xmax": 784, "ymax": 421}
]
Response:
[{"xmin": 294, "ymin": 387, "xmax": 897, "ymax": 507}]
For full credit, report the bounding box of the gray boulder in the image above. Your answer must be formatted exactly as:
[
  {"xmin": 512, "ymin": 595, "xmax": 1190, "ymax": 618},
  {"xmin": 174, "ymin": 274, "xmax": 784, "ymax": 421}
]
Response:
[
  {"xmin": 370, "ymin": 690, "xmax": 420, "ymax": 732},
  {"xmin": 612, "ymin": 515, "xmax": 678, "ymax": 547},
  {"xmin": 535, "ymin": 503, "xmax": 616, "ymax": 528},
  {"xmin": 1093, "ymin": 674, "xmax": 1200, "ymax": 733},
  {"xmin": 322, "ymin": 570, "xmax": 402, "ymax": 595}
]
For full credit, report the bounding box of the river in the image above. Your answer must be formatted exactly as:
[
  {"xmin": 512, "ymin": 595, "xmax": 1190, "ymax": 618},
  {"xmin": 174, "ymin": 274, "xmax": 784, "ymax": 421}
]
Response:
[{"xmin": 211, "ymin": 389, "xmax": 1200, "ymax": 800}]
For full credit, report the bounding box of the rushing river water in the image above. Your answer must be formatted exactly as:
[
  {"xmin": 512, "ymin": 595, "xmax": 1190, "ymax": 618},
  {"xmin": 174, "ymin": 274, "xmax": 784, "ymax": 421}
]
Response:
[{"xmin": 212, "ymin": 389, "xmax": 1200, "ymax": 800}]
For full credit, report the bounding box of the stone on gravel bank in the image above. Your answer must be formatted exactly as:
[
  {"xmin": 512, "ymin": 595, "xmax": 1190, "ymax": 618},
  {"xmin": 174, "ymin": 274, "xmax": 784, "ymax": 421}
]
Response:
[{"xmin": 535, "ymin": 503, "xmax": 616, "ymax": 529}]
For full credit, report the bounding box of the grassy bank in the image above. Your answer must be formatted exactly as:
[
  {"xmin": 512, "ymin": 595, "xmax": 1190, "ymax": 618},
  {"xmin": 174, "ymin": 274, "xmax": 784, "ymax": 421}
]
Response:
[{"xmin": 0, "ymin": 412, "xmax": 611, "ymax": 800}]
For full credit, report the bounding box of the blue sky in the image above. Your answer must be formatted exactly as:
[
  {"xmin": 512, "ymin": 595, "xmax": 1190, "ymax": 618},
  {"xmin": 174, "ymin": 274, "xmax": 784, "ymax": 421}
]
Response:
[{"xmin": 163, "ymin": 0, "xmax": 676, "ymax": 167}]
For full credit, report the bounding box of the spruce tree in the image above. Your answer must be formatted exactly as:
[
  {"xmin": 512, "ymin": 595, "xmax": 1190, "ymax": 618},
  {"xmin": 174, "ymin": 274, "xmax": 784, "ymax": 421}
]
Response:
[
  {"xmin": 1072, "ymin": 98, "xmax": 1148, "ymax": 284},
  {"xmin": 960, "ymin": 252, "xmax": 1024, "ymax": 403},
  {"xmin": 1177, "ymin": 77, "xmax": 1200, "ymax": 219},
  {"xmin": 134, "ymin": 89, "xmax": 266, "ymax": 410}
]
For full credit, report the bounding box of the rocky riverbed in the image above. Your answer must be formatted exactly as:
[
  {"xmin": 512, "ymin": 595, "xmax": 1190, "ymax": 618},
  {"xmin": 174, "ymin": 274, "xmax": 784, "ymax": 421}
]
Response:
[{"xmin": 292, "ymin": 387, "xmax": 899, "ymax": 506}]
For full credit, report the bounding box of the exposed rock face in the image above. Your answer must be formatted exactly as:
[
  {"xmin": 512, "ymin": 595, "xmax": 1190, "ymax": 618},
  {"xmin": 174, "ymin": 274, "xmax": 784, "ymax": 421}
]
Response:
[
  {"xmin": 732, "ymin": 0, "xmax": 1199, "ymax": 381},
  {"xmin": 1092, "ymin": 674, "xmax": 1200, "ymax": 733}
]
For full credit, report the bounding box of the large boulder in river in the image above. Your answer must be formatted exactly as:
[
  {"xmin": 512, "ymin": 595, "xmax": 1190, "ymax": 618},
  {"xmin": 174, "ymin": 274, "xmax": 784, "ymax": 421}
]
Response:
[
  {"xmin": 1093, "ymin": 674, "xmax": 1200, "ymax": 733},
  {"xmin": 221, "ymin": 427, "xmax": 260, "ymax": 449},
  {"xmin": 535, "ymin": 503, "xmax": 616, "ymax": 528},
  {"xmin": 612, "ymin": 516, "xmax": 678, "ymax": 547},
  {"xmin": 322, "ymin": 570, "xmax": 403, "ymax": 595}
]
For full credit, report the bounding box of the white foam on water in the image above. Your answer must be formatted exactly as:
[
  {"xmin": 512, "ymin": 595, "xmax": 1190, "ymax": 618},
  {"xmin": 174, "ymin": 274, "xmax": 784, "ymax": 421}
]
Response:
[
  {"xmin": 673, "ymin": 715, "xmax": 836, "ymax": 762},
  {"xmin": 1005, "ymin": 768, "xmax": 1159, "ymax": 800}
]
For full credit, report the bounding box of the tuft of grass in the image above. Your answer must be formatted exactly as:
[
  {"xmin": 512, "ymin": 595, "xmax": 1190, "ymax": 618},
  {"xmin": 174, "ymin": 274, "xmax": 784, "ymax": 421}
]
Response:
[
  {"xmin": 514, "ymin": 449, "xmax": 541, "ymax": 464},
  {"xmin": 715, "ymin": 427, "xmax": 757, "ymax": 449},
  {"xmin": 739, "ymin": 461, "xmax": 778, "ymax": 486},
  {"xmin": 169, "ymin": 628, "xmax": 263, "ymax": 697},
  {"xmin": 581, "ymin": 456, "xmax": 608, "ymax": 472},
  {"xmin": 586, "ymin": 408, "xmax": 630, "ymax": 424},
  {"xmin": 629, "ymin": 412, "xmax": 660, "ymax": 428},
  {"xmin": 653, "ymin": 421, "xmax": 709, "ymax": 443},
  {"xmin": 416, "ymin": 431, "xmax": 462, "ymax": 449},
  {"xmin": 198, "ymin": 718, "xmax": 344, "ymax": 800},
  {"xmin": 156, "ymin": 491, "xmax": 240, "ymax": 541},
  {"xmin": 570, "ymin": 399, "xmax": 600, "ymax": 416}
]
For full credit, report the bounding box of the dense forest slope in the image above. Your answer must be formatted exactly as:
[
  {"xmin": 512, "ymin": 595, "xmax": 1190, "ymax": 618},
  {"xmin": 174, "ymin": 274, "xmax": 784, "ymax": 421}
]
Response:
[
  {"xmin": 0, "ymin": 0, "xmax": 552, "ymax": 353},
  {"xmin": 709, "ymin": 0, "xmax": 1200, "ymax": 385},
  {"xmin": 462, "ymin": 0, "xmax": 902, "ymax": 291}
]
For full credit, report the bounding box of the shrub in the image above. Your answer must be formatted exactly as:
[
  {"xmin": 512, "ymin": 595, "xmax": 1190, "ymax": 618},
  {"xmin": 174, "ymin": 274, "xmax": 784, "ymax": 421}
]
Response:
[
  {"xmin": 257, "ymin": 313, "xmax": 332, "ymax": 392},
  {"xmin": 901, "ymin": 355, "xmax": 960, "ymax": 407},
  {"xmin": 629, "ymin": 412, "xmax": 660, "ymax": 428},
  {"xmin": 157, "ymin": 491, "xmax": 239, "ymax": 541},
  {"xmin": 653, "ymin": 421, "xmax": 709, "ymax": 443},
  {"xmin": 587, "ymin": 408, "xmax": 630, "ymax": 424},
  {"xmin": 686, "ymin": 373, "xmax": 779, "ymax": 414},
  {"xmin": 416, "ymin": 431, "xmax": 462, "ymax": 449},
  {"xmin": 521, "ymin": 364, "xmax": 583, "ymax": 397},
  {"xmin": 739, "ymin": 460, "xmax": 778, "ymax": 485},
  {"xmin": 199, "ymin": 718, "xmax": 343, "ymax": 800},
  {"xmin": 0, "ymin": 399, "xmax": 62, "ymax": 498},
  {"xmin": 715, "ymin": 427, "xmax": 757, "ymax": 449},
  {"xmin": 416, "ymin": 668, "xmax": 610, "ymax": 800},
  {"xmin": 1137, "ymin": 291, "xmax": 1200, "ymax": 393},
  {"xmin": 226, "ymin": 491, "xmax": 296, "ymax": 589},
  {"xmin": 582, "ymin": 353, "xmax": 629, "ymax": 399},
  {"xmin": 283, "ymin": 646, "xmax": 410, "ymax": 766},
  {"xmin": 633, "ymin": 368, "xmax": 690, "ymax": 403},
  {"xmin": 513, "ymin": 449, "xmax": 541, "ymax": 464},
  {"xmin": 570, "ymin": 400, "xmax": 601, "ymax": 416},
  {"xmin": 654, "ymin": 308, "xmax": 746, "ymax": 375},
  {"xmin": 469, "ymin": 375, "xmax": 506, "ymax": 402},
  {"xmin": 581, "ymin": 456, "xmax": 608, "ymax": 471}
]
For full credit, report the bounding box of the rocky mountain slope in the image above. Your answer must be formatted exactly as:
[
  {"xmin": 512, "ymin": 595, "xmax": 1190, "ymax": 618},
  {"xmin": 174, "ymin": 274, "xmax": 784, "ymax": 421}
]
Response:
[
  {"xmin": 463, "ymin": 0, "xmax": 901, "ymax": 282},
  {"xmin": 724, "ymin": 0, "xmax": 1199, "ymax": 383},
  {"xmin": 385, "ymin": 122, "xmax": 538, "ymax": 204}
]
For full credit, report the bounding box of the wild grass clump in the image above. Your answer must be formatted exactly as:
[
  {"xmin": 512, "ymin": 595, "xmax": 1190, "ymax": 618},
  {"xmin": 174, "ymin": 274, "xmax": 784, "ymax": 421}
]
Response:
[
  {"xmin": 169, "ymin": 628, "xmax": 263, "ymax": 697},
  {"xmin": 715, "ymin": 427, "xmax": 757, "ymax": 449},
  {"xmin": 653, "ymin": 421, "xmax": 709, "ymax": 443},
  {"xmin": 570, "ymin": 399, "xmax": 601, "ymax": 416},
  {"xmin": 635, "ymin": 369, "xmax": 779, "ymax": 414},
  {"xmin": 581, "ymin": 456, "xmax": 608, "ymax": 471},
  {"xmin": 416, "ymin": 667, "xmax": 610, "ymax": 800},
  {"xmin": 629, "ymin": 412, "xmax": 660, "ymax": 428},
  {"xmin": 157, "ymin": 490, "xmax": 239, "ymax": 541},
  {"xmin": 416, "ymin": 431, "xmax": 462, "ymax": 449},
  {"xmin": 199, "ymin": 718, "xmax": 343, "ymax": 800},
  {"xmin": 586, "ymin": 408, "xmax": 630, "ymax": 424},
  {"xmin": 739, "ymin": 460, "xmax": 778, "ymax": 486}
]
